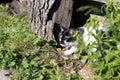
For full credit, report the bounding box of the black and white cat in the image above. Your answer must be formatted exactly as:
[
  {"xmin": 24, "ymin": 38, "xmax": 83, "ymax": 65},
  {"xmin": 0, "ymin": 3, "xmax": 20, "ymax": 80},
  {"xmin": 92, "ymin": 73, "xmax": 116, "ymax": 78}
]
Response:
[{"xmin": 59, "ymin": 25, "xmax": 108, "ymax": 55}]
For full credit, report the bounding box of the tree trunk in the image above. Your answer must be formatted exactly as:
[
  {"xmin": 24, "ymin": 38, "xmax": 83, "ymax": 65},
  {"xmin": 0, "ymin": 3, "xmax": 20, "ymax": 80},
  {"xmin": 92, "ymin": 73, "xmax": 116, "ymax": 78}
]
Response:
[
  {"xmin": 7, "ymin": 0, "xmax": 28, "ymax": 16},
  {"xmin": 28, "ymin": 0, "xmax": 73, "ymax": 40}
]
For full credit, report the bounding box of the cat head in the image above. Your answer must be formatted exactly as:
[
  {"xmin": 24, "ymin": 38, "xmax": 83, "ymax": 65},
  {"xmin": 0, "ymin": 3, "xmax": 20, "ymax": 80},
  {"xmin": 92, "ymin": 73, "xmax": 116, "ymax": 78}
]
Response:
[{"xmin": 59, "ymin": 27, "xmax": 75, "ymax": 47}]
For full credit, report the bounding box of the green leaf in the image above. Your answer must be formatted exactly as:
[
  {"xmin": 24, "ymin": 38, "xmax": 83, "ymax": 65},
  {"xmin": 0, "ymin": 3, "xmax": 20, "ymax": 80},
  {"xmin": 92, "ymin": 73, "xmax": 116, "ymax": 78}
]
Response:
[
  {"xmin": 22, "ymin": 58, "xmax": 29, "ymax": 68},
  {"xmin": 48, "ymin": 40, "xmax": 56, "ymax": 46},
  {"xmin": 8, "ymin": 62, "xmax": 15, "ymax": 67}
]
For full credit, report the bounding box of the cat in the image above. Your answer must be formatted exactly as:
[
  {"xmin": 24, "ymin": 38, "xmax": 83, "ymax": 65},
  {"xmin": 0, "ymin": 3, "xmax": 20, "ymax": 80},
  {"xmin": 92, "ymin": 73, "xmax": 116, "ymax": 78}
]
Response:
[{"xmin": 59, "ymin": 25, "xmax": 108, "ymax": 55}]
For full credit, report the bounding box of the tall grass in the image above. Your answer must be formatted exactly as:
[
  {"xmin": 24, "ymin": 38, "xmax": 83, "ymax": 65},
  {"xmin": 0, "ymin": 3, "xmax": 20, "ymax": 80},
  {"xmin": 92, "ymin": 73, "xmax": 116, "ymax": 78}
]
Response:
[{"xmin": 76, "ymin": 0, "xmax": 120, "ymax": 79}]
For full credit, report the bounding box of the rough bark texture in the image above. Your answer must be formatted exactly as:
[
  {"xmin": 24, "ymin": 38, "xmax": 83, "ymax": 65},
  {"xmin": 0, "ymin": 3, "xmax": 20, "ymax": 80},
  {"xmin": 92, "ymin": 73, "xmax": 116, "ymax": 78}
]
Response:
[
  {"xmin": 28, "ymin": 0, "xmax": 73, "ymax": 39},
  {"xmin": 7, "ymin": 0, "xmax": 28, "ymax": 16},
  {"xmin": 55, "ymin": 0, "xmax": 73, "ymax": 29}
]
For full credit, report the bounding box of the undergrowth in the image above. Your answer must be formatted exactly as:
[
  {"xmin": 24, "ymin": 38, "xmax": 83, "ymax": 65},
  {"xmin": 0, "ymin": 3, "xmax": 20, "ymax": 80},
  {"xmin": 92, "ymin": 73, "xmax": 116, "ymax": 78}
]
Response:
[
  {"xmin": 76, "ymin": 0, "xmax": 120, "ymax": 79},
  {"xmin": 0, "ymin": 0, "xmax": 120, "ymax": 80},
  {"xmin": 0, "ymin": 4, "xmax": 82, "ymax": 80}
]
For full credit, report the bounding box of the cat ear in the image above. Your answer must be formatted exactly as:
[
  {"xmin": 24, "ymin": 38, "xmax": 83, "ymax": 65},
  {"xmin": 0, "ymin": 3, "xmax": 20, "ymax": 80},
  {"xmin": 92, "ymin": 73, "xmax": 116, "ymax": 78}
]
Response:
[{"xmin": 60, "ymin": 26, "xmax": 67, "ymax": 32}]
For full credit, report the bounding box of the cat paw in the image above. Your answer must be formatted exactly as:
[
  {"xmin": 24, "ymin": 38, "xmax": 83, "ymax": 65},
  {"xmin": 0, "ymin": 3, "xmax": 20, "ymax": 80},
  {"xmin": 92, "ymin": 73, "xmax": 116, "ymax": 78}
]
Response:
[{"xmin": 64, "ymin": 50, "xmax": 73, "ymax": 55}]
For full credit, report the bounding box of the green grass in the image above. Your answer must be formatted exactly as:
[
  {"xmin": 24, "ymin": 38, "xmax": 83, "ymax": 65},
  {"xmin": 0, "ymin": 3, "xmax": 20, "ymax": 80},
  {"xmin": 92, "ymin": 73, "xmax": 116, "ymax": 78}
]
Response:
[
  {"xmin": 0, "ymin": 5, "xmax": 82, "ymax": 80},
  {"xmin": 0, "ymin": 5, "xmax": 60, "ymax": 80},
  {"xmin": 0, "ymin": 0, "xmax": 120, "ymax": 79},
  {"xmin": 76, "ymin": 0, "xmax": 120, "ymax": 79}
]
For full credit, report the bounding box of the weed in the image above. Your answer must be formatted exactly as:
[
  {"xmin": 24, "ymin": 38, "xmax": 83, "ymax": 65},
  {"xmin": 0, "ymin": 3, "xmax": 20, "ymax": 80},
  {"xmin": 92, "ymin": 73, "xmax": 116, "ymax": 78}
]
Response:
[
  {"xmin": 0, "ymin": 5, "xmax": 63, "ymax": 80},
  {"xmin": 76, "ymin": 0, "xmax": 120, "ymax": 79},
  {"xmin": 0, "ymin": 4, "xmax": 82, "ymax": 80}
]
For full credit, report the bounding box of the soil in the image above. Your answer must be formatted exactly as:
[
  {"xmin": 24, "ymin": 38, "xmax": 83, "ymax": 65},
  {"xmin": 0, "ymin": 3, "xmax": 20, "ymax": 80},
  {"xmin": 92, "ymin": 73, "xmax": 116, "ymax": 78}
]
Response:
[
  {"xmin": 0, "ymin": 69, "xmax": 12, "ymax": 80},
  {"xmin": 0, "ymin": 47, "xmax": 96, "ymax": 80},
  {"xmin": 56, "ymin": 48, "xmax": 96, "ymax": 79}
]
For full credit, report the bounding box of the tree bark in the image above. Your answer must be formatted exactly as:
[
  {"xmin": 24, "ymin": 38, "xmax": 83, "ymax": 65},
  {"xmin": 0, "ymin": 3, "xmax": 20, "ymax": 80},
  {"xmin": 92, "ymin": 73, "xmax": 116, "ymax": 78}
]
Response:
[
  {"xmin": 28, "ymin": 0, "xmax": 73, "ymax": 40},
  {"xmin": 7, "ymin": 0, "xmax": 28, "ymax": 16}
]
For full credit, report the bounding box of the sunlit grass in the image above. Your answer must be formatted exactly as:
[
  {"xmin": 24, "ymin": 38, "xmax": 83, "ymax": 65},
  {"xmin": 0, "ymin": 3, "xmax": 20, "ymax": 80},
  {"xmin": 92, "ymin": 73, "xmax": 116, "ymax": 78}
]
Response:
[
  {"xmin": 0, "ymin": 5, "xmax": 82, "ymax": 80},
  {"xmin": 76, "ymin": 0, "xmax": 120, "ymax": 79}
]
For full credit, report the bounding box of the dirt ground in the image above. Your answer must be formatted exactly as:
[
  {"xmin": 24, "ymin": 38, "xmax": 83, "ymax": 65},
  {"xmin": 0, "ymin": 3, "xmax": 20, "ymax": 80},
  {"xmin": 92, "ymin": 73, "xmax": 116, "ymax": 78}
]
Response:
[{"xmin": 0, "ymin": 69, "xmax": 11, "ymax": 80}]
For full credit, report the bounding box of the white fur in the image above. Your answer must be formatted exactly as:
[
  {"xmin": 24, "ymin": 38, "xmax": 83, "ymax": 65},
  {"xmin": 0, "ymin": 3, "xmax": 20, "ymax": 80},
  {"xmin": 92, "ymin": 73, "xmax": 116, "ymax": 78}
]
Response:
[
  {"xmin": 64, "ymin": 46, "xmax": 78, "ymax": 55},
  {"xmin": 83, "ymin": 26, "xmax": 96, "ymax": 46},
  {"xmin": 60, "ymin": 41, "xmax": 75, "ymax": 47},
  {"xmin": 64, "ymin": 26, "xmax": 99, "ymax": 55}
]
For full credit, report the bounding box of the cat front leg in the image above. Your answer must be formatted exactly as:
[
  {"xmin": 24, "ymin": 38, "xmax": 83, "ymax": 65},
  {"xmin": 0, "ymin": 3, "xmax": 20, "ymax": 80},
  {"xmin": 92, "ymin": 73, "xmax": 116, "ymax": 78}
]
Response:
[{"xmin": 64, "ymin": 46, "xmax": 78, "ymax": 55}]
